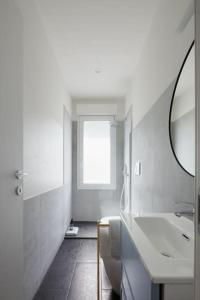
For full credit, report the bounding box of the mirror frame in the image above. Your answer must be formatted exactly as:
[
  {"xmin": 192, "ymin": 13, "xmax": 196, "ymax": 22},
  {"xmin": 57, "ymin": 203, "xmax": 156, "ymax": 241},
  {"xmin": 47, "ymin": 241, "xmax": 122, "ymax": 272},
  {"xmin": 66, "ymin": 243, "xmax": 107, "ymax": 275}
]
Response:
[{"xmin": 169, "ymin": 41, "xmax": 195, "ymax": 177}]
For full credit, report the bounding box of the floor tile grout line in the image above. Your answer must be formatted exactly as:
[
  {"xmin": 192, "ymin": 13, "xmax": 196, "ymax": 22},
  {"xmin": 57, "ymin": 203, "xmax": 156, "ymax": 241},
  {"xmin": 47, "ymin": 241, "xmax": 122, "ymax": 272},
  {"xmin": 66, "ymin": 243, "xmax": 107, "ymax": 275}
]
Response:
[
  {"xmin": 65, "ymin": 239, "xmax": 82, "ymax": 299},
  {"xmin": 65, "ymin": 260, "xmax": 78, "ymax": 299}
]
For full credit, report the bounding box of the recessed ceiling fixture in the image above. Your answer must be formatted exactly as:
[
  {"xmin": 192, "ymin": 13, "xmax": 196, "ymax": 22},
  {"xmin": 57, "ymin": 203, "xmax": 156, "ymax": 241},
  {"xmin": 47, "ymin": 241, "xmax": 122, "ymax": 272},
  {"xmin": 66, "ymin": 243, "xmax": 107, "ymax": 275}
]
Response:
[{"xmin": 95, "ymin": 68, "xmax": 101, "ymax": 74}]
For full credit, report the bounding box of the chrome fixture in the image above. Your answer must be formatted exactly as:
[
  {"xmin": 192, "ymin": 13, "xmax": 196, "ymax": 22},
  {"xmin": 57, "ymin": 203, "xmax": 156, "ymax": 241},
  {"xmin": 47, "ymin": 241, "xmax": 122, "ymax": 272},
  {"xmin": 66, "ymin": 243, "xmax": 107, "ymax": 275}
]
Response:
[
  {"xmin": 175, "ymin": 210, "xmax": 195, "ymax": 217},
  {"xmin": 15, "ymin": 170, "xmax": 28, "ymax": 180},
  {"xmin": 175, "ymin": 201, "xmax": 195, "ymax": 217}
]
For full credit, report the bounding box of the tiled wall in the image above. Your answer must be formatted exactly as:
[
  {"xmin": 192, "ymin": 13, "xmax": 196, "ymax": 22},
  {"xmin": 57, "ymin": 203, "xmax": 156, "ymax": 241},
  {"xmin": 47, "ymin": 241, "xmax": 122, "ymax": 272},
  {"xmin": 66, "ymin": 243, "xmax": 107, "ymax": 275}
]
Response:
[
  {"xmin": 23, "ymin": 107, "xmax": 72, "ymax": 300},
  {"xmin": 23, "ymin": 186, "xmax": 69, "ymax": 300},
  {"xmin": 131, "ymin": 81, "xmax": 194, "ymax": 214},
  {"xmin": 72, "ymin": 121, "xmax": 124, "ymax": 221}
]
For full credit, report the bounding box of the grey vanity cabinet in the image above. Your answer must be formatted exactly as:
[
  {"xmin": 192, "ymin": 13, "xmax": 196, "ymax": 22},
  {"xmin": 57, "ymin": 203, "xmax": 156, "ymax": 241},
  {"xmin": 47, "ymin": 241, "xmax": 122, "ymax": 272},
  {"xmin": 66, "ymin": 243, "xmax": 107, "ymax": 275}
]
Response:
[{"xmin": 121, "ymin": 222, "xmax": 160, "ymax": 300}]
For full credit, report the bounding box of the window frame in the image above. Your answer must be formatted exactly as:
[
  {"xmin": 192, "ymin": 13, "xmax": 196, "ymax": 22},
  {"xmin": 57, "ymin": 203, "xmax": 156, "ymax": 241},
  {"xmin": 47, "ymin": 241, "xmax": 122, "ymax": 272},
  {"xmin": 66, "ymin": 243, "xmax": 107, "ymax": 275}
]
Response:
[{"xmin": 77, "ymin": 115, "xmax": 116, "ymax": 190}]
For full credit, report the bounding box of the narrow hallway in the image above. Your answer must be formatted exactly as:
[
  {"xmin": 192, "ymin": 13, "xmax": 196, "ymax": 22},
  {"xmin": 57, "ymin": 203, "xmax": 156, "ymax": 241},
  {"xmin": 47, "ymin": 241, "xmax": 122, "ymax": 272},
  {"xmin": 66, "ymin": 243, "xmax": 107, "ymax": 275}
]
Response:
[{"xmin": 34, "ymin": 224, "xmax": 120, "ymax": 300}]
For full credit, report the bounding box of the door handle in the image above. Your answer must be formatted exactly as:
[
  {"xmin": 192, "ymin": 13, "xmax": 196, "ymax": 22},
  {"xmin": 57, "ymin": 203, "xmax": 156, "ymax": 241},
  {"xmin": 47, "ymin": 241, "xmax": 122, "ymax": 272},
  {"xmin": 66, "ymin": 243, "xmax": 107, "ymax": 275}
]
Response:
[{"xmin": 15, "ymin": 170, "xmax": 28, "ymax": 180}]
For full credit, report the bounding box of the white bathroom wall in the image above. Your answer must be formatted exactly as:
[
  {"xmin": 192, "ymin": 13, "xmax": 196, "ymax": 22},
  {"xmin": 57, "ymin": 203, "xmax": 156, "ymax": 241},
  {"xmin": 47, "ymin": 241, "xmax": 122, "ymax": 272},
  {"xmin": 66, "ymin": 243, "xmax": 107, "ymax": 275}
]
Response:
[
  {"xmin": 16, "ymin": 0, "xmax": 71, "ymax": 200},
  {"xmin": 72, "ymin": 98, "xmax": 125, "ymax": 121},
  {"xmin": 63, "ymin": 108, "xmax": 72, "ymax": 228},
  {"xmin": 126, "ymin": 0, "xmax": 194, "ymax": 128},
  {"xmin": 14, "ymin": 2, "xmax": 73, "ymax": 299},
  {"xmin": 125, "ymin": 0, "xmax": 195, "ymax": 214},
  {"xmin": 72, "ymin": 99, "xmax": 124, "ymax": 221}
]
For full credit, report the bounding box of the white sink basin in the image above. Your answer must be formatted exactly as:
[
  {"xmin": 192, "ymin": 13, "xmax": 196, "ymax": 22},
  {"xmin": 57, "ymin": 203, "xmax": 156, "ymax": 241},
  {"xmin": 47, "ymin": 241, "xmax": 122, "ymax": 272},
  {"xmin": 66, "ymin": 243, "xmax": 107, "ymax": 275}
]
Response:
[
  {"xmin": 121, "ymin": 212, "xmax": 194, "ymax": 283},
  {"xmin": 134, "ymin": 216, "xmax": 193, "ymax": 260}
]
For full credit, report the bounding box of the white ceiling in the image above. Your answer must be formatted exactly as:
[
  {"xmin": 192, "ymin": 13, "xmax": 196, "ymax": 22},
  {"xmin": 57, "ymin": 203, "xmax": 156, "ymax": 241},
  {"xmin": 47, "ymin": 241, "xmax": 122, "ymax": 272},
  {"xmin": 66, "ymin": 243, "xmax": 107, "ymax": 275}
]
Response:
[{"xmin": 36, "ymin": 0, "xmax": 159, "ymax": 99}]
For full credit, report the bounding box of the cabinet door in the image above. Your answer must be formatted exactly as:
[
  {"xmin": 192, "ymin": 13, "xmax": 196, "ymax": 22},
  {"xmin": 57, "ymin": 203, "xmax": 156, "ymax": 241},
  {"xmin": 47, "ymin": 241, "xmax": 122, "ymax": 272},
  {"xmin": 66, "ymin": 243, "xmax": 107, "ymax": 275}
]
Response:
[
  {"xmin": 121, "ymin": 222, "xmax": 160, "ymax": 300},
  {"xmin": 121, "ymin": 284, "xmax": 127, "ymax": 300},
  {"xmin": 122, "ymin": 266, "xmax": 135, "ymax": 300}
]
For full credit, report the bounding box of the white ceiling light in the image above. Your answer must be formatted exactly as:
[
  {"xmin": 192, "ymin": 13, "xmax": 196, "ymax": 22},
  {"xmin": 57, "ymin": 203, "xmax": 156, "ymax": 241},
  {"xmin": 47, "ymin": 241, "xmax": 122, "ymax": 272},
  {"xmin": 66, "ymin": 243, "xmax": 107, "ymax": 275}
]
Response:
[{"xmin": 95, "ymin": 68, "xmax": 101, "ymax": 74}]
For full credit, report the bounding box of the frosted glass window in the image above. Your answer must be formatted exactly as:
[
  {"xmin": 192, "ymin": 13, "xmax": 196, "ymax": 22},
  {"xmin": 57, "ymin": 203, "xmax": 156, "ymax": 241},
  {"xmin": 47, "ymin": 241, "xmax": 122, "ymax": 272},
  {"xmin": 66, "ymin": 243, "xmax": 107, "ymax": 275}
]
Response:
[
  {"xmin": 78, "ymin": 116, "xmax": 116, "ymax": 190},
  {"xmin": 83, "ymin": 121, "xmax": 111, "ymax": 184}
]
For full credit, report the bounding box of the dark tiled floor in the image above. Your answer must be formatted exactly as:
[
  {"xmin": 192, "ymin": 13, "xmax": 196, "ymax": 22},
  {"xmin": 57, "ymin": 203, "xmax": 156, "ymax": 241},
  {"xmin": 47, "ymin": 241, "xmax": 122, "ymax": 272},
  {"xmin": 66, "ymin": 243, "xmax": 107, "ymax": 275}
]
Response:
[
  {"xmin": 67, "ymin": 262, "xmax": 97, "ymax": 300},
  {"xmin": 34, "ymin": 229, "xmax": 119, "ymax": 300},
  {"xmin": 65, "ymin": 221, "xmax": 97, "ymax": 239}
]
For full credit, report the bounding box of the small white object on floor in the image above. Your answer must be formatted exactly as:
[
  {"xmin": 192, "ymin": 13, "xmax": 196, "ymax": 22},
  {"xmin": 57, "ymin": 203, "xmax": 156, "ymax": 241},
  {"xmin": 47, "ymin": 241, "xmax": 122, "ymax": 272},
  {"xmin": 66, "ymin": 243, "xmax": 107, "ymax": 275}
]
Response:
[{"xmin": 65, "ymin": 226, "xmax": 79, "ymax": 236}]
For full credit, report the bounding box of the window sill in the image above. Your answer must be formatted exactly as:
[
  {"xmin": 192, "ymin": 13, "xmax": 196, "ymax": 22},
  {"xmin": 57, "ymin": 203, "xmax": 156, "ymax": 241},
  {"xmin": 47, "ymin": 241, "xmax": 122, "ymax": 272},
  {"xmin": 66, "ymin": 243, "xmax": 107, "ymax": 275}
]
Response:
[{"xmin": 77, "ymin": 184, "xmax": 116, "ymax": 191}]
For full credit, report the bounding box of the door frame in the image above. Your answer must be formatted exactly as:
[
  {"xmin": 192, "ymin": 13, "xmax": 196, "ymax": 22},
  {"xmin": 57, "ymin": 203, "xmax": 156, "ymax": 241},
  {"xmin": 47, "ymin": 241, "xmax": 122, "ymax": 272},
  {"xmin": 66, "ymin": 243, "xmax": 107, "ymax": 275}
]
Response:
[
  {"xmin": 124, "ymin": 106, "xmax": 132, "ymax": 213},
  {"xmin": 195, "ymin": 0, "xmax": 200, "ymax": 299}
]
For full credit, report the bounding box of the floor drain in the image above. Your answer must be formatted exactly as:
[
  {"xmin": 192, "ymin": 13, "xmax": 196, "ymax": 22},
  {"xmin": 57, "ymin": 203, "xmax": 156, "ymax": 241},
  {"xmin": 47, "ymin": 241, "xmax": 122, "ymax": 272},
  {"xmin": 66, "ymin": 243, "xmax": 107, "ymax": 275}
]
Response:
[{"xmin": 161, "ymin": 252, "xmax": 171, "ymax": 258}]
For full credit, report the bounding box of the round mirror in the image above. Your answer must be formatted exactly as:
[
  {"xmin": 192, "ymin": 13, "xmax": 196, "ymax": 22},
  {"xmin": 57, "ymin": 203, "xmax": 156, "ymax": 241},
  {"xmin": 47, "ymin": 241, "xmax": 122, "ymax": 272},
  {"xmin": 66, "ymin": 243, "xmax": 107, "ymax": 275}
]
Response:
[{"xmin": 169, "ymin": 42, "xmax": 195, "ymax": 177}]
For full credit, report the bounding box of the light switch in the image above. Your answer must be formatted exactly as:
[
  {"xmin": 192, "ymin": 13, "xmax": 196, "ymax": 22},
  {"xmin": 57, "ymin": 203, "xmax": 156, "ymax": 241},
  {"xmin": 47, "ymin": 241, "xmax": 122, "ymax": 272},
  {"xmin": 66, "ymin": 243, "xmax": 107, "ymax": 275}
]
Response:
[{"xmin": 134, "ymin": 161, "xmax": 141, "ymax": 176}]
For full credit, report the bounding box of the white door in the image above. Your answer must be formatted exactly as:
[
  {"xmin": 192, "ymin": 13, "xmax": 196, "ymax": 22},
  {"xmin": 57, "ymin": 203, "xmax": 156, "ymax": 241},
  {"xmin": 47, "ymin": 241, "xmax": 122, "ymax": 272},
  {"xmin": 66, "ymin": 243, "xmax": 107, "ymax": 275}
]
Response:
[{"xmin": 0, "ymin": 1, "xmax": 23, "ymax": 299}]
